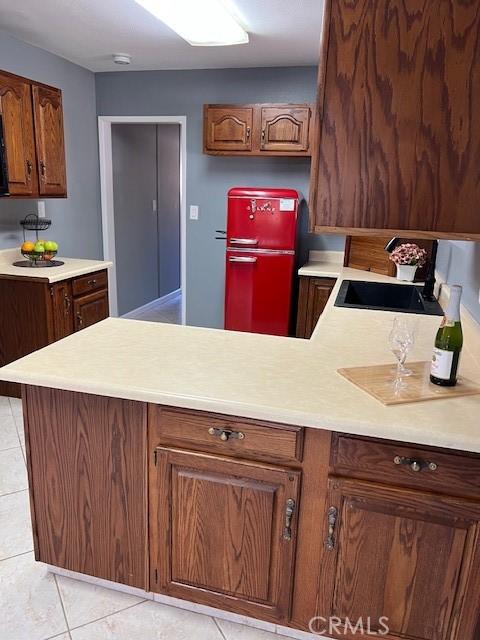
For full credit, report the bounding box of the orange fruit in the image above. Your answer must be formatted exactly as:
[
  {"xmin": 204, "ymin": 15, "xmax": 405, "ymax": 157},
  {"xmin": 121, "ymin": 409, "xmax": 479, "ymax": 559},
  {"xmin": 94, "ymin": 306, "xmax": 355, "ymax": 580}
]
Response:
[{"xmin": 21, "ymin": 241, "xmax": 35, "ymax": 252}]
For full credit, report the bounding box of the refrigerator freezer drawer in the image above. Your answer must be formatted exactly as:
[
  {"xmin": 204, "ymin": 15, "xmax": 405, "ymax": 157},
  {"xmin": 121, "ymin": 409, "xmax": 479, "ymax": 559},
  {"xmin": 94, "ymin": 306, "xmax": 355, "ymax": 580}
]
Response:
[{"xmin": 225, "ymin": 251, "xmax": 295, "ymax": 336}]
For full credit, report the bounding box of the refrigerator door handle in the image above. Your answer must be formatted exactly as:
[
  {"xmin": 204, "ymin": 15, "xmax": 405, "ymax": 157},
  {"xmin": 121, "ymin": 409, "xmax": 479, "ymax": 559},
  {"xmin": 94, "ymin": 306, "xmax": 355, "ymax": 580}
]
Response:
[
  {"xmin": 229, "ymin": 238, "xmax": 258, "ymax": 245},
  {"xmin": 228, "ymin": 256, "xmax": 257, "ymax": 263}
]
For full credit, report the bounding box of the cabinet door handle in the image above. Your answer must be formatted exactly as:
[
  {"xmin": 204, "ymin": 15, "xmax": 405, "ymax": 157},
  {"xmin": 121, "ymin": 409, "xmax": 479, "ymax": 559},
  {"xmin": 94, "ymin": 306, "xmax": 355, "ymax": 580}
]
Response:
[
  {"xmin": 208, "ymin": 427, "xmax": 245, "ymax": 442},
  {"xmin": 26, "ymin": 160, "xmax": 33, "ymax": 175},
  {"xmin": 393, "ymin": 456, "xmax": 438, "ymax": 472},
  {"xmin": 63, "ymin": 294, "xmax": 71, "ymax": 314},
  {"xmin": 283, "ymin": 499, "xmax": 296, "ymax": 541},
  {"xmin": 325, "ymin": 506, "xmax": 338, "ymax": 551},
  {"xmin": 40, "ymin": 161, "xmax": 46, "ymax": 177},
  {"xmin": 246, "ymin": 126, "xmax": 251, "ymax": 140},
  {"xmin": 76, "ymin": 312, "xmax": 83, "ymax": 328}
]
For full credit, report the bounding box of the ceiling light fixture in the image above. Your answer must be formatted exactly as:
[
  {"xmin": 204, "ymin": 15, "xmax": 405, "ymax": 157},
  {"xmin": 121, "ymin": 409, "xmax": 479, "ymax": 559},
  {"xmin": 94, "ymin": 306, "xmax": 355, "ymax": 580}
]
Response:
[{"xmin": 133, "ymin": 0, "xmax": 249, "ymax": 46}]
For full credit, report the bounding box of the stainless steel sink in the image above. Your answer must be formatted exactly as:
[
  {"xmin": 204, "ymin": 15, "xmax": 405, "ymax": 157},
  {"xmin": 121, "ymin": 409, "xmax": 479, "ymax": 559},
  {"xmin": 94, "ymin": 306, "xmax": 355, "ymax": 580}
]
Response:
[{"xmin": 334, "ymin": 280, "xmax": 444, "ymax": 316}]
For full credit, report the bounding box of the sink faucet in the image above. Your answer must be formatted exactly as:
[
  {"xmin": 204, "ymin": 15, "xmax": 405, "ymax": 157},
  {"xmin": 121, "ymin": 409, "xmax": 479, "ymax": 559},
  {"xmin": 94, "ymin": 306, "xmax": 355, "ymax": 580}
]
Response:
[{"xmin": 384, "ymin": 237, "xmax": 438, "ymax": 301}]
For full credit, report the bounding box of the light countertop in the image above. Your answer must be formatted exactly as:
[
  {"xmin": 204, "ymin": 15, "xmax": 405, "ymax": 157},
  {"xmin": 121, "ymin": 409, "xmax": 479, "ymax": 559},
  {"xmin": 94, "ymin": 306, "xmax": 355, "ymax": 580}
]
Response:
[
  {"xmin": 298, "ymin": 250, "xmax": 344, "ymax": 278},
  {"xmin": 1, "ymin": 267, "xmax": 479, "ymax": 453},
  {"xmin": 0, "ymin": 248, "xmax": 112, "ymax": 283}
]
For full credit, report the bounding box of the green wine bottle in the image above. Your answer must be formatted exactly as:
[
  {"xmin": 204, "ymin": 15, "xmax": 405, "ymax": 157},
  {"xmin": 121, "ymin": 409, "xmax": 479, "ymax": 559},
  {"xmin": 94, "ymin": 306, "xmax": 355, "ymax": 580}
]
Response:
[{"xmin": 430, "ymin": 285, "xmax": 463, "ymax": 387}]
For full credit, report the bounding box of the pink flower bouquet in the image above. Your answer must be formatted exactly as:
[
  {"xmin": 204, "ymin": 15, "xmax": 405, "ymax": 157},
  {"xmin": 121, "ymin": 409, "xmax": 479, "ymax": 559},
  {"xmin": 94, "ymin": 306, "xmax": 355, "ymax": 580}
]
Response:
[{"xmin": 389, "ymin": 243, "xmax": 427, "ymax": 267}]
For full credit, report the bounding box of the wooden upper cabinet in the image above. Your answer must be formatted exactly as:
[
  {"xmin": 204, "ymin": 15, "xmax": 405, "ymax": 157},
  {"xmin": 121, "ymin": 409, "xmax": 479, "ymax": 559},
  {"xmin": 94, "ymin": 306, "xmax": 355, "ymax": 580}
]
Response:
[
  {"xmin": 32, "ymin": 85, "xmax": 67, "ymax": 197},
  {"xmin": 150, "ymin": 447, "xmax": 300, "ymax": 623},
  {"xmin": 0, "ymin": 72, "xmax": 38, "ymax": 196},
  {"xmin": 260, "ymin": 106, "xmax": 310, "ymax": 153},
  {"xmin": 204, "ymin": 106, "xmax": 253, "ymax": 152},
  {"xmin": 320, "ymin": 478, "xmax": 480, "ymax": 640},
  {"xmin": 0, "ymin": 69, "xmax": 66, "ymax": 199},
  {"xmin": 204, "ymin": 104, "xmax": 313, "ymax": 156},
  {"xmin": 310, "ymin": 0, "xmax": 480, "ymax": 238}
]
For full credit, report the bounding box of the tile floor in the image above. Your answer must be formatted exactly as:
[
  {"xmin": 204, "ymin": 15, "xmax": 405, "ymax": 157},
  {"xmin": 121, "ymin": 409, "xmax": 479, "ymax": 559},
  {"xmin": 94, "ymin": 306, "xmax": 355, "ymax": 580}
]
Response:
[
  {"xmin": 0, "ymin": 396, "xmax": 306, "ymax": 640},
  {"xmin": 124, "ymin": 293, "xmax": 181, "ymax": 325}
]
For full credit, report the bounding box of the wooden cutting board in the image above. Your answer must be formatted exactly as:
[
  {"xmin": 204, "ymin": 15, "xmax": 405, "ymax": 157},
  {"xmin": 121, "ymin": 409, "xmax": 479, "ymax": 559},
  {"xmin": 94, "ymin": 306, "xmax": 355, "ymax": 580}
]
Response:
[{"xmin": 337, "ymin": 361, "xmax": 480, "ymax": 405}]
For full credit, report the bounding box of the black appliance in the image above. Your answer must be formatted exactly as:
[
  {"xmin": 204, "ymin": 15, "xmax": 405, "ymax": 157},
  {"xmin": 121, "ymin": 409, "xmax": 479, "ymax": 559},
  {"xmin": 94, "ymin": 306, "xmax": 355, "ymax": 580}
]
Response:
[{"xmin": 0, "ymin": 115, "xmax": 9, "ymax": 196}]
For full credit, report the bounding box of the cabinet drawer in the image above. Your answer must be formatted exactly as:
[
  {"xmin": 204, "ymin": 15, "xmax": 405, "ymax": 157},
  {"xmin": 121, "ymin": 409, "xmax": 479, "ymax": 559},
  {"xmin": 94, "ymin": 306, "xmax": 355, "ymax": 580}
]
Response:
[
  {"xmin": 331, "ymin": 435, "xmax": 480, "ymax": 499},
  {"xmin": 149, "ymin": 406, "xmax": 304, "ymax": 464},
  {"xmin": 72, "ymin": 270, "xmax": 108, "ymax": 297}
]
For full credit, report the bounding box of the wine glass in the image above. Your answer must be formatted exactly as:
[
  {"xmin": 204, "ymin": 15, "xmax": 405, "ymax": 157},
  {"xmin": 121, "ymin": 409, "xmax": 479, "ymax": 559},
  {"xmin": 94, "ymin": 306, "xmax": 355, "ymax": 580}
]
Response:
[{"xmin": 389, "ymin": 317, "xmax": 416, "ymax": 392}]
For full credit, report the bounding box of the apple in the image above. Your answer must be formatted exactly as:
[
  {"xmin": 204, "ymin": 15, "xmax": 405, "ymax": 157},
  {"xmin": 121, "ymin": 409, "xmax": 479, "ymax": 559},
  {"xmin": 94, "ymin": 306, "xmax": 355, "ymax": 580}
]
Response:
[
  {"xmin": 34, "ymin": 242, "xmax": 45, "ymax": 253},
  {"xmin": 44, "ymin": 241, "xmax": 58, "ymax": 252}
]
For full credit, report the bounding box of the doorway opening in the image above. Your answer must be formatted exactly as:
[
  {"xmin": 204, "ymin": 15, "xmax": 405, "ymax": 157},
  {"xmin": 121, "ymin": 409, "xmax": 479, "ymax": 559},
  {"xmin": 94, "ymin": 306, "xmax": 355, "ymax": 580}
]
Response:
[{"xmin": 98, "ymin": 116, "xmax": 187, "ymax": 324}]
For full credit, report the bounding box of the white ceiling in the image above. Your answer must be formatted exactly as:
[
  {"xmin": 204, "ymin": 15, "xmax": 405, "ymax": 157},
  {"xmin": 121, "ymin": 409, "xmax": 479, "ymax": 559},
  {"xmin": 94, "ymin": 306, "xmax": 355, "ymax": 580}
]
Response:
[{"xmin": 0, "ymin": 0, "xmax": 323, "ymax": 72}]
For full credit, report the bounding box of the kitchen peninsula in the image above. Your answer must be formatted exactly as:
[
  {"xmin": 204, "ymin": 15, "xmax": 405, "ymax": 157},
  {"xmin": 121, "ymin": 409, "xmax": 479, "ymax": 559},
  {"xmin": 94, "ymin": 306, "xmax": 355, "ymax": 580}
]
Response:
[{"xmin": 1, "ymin": 268, "xmax": 479, "ymax": 640}]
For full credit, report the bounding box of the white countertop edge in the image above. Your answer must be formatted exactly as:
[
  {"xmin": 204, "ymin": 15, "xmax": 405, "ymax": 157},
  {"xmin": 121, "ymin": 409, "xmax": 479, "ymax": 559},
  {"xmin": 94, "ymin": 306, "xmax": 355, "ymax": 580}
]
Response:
[{"xmin": 4, "ymin": 369, "xmax": 478, "ymax": 454}]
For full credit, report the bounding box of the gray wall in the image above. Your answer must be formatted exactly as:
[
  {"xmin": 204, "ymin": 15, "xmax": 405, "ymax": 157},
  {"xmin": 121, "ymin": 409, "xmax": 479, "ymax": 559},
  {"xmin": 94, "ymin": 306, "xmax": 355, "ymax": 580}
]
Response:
[
  {"xmin": 0, "ymin": 30, "xmax": 101, "ymax": 259},
  {"xmin": 96, "ymin": 67, "xmax": 344, "ymax": 328},
  {"xmin": 437, "ymin": 241, "xmax": 480, "ymax": 323}
]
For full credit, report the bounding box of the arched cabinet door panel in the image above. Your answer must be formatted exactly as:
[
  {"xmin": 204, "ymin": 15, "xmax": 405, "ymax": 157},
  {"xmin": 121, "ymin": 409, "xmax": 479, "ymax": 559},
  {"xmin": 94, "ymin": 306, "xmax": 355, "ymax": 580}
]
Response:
[
  {"xmin": 0, "ymin": 72, "xmax": 38, "ymax": 196},
  {"xmin": 32, "ymin": 85, "xmax": 67, "ymax": 197},
  {"xmin": 205, "ymin": 107, "xmax": 253, "ymax": 151},
  {"xmin": 260, "ymin": 107, "xmax": 311, "ymax": 153}
]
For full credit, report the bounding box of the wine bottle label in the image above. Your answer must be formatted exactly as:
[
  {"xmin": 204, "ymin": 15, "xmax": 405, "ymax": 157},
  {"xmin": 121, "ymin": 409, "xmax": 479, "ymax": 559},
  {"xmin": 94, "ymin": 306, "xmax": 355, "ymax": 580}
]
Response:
[{"xmin": 431, "ymin": 348, "xmax": 454, "ymax": 380}]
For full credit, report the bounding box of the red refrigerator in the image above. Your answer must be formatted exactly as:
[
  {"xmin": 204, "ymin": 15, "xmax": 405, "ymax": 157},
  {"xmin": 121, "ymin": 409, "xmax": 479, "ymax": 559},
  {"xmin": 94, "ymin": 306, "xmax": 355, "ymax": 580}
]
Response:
[{"xmin": 224, "ymin": 187, "xmax": 300, "ymax": 336}]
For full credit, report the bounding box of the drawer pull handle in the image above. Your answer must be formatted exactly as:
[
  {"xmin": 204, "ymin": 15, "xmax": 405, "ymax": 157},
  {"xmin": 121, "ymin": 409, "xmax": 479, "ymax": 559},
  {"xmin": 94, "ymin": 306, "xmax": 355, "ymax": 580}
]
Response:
[
  {"xmin": 394, "ymin": 456, "xmax": 438, "ymax": 472},
  {"xmin": 325, "ymin": 506, "xmax": 338, "ymax": 551},
  {"xmin": 208, "ymin": 427, "xmax": 245, "ymax": 442},
  {"xmin": 88, "ymin": 279, "xmax": 97, "ymax": 286},
  {"xmin": 283, "ymin": 498, "xmax": 296, "ymax": 541}
]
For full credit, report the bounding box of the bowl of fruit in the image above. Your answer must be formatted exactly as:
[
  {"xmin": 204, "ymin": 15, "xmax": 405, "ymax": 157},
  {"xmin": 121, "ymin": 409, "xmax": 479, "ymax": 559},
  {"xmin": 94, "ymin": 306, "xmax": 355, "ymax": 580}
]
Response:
[{"xmin": 21, "ymin": 240, "xmax": 59, "ymax": 265}]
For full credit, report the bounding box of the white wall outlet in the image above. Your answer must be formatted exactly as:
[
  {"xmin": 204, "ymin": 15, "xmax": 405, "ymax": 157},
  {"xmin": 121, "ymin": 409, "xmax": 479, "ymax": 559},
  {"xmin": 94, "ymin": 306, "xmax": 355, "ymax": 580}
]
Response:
[
  {"xmin": 189, "ymin": 205, "xmax": 199, "ymax": 220},
  {"xmin": 37, "ymin": 201, "xmax": 46, "ymax": 218}
]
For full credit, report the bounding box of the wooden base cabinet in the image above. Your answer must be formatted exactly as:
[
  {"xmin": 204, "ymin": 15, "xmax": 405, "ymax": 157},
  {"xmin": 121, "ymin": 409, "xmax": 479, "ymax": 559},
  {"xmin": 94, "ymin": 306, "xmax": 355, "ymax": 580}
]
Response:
[
  {"xmin": 0, "ymin": 270, "xmax": 109, "ymax": 397},
  {"xmin": 150, "ymin": 447, "xmax": 300, "ymax": 623},
  {"xmin": 319, "ymin": 479, "xmax": 480, "ymax": 640},
  {"xmin": 296, "ymin": 276, "xmax": 336, "ymax": 339},
  {"xmin": 24, "ymin": 387, "xmax": 148, "ymax": 589},
  {"xmin": 20, "ymin": 388, "xmax": 480, "ymax": 639}
]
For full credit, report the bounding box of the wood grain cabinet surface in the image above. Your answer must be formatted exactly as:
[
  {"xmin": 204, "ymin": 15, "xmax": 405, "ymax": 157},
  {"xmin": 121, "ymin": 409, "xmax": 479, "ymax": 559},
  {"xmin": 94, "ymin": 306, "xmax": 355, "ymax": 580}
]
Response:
[
  {"xmin": 0, "ymin": 69, "xmax": 67, "ymax": 198},
  {"xmin": 310, "ymin": 0, "xmax": 480, "ymax": 238},
  {"xmin": 319, "ymin": 478, "xmax": 480, "ymax": 640},
  {"xmin": 204, "ymin": 103, "xmax": 313, "ymax": 156},
  {"xmin": 24, "ymin": 387, "xmax": 148, "ymax": 589},
  {"xmin": 296, "ymin": 276, "xmax": 336, "ymax": 339},
  {"xmin": 0, "ymin": 71, "xmax": 37, "ymax": 196},
  {"xmin": 18, "ymin": 388, "xmax": 480, "ymax": 638},
  {"xmin": 0, "ymin": 270, "xmax": 109, "ymax": 397},
  {"xmin": 32, "ymin": 85, "xmax": 67, "ymax": 197},
  {"xmin": 149, "ymin": 446, "xmax": 300, "ymax": 623}
]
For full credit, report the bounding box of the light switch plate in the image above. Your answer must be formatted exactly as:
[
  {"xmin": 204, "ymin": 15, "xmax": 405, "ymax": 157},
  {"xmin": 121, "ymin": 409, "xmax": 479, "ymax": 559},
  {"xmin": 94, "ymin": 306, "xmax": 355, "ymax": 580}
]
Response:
[
  {"xmin": 190, "ymin": 205, "xmax": 199, "ymax": 220},
  {"xmin": 37, "ymin": 201, "xmax": 46, "ymax": 218}
]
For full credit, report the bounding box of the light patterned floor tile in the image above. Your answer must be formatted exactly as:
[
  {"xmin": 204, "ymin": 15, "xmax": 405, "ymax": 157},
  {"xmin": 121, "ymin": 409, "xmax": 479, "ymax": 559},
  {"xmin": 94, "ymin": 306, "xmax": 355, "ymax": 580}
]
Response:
[
  {"xmin": 56, "ymin": 574, "xmax": 145, "ymax": 629},
  {"xmin": 215, "ymin": 618, "xmax": 279, "ymax": 640},
  {"xmin": 9, "ymin": 397, "xmax": 23, "ymax": 415},
  {"xmin": 13, "ymin": 410, "xmax": 25, "ymax": 444},
  {"xmin": 0, "ymin": 396, "xmax": 12, "ymax": 415},
  {"xmin": 0, "ymin": 447, "xmax": 28, "ymax": 496},
  {"xmin": 0, "ymin": 413, "xmax": 21, "ymax": 450},
  {"xmin": 70, "ymin": 600, "xmax": 223, "ymax": 640},
  {"xmin": 0, "ymin": 490, "xmax": 33, "ymax": 560},
  {"xmin": 0, "ymin": 552, "xmax": 67, "ymax": 640}
]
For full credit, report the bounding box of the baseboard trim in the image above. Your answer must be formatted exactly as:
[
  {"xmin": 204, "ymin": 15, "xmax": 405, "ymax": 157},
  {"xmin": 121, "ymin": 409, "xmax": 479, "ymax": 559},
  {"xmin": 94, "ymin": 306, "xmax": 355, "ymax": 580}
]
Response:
[
  {"xmin": 122, "ymin": 289, "xmax": 181, "ymax": 319},
  {"xmin": 46, "ymin": 564, "xmax": 322, "ymax": 639}
]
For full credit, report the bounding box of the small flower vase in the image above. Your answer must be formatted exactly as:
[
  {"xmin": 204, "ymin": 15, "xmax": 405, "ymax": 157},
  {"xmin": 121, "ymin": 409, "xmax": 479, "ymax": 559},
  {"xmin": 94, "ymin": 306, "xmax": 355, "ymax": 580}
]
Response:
[{"xmin": 396, "ymin": 264, "xmax": 417, "ymax": 282}]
